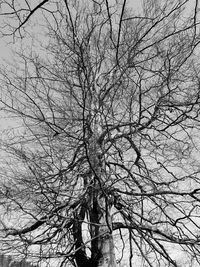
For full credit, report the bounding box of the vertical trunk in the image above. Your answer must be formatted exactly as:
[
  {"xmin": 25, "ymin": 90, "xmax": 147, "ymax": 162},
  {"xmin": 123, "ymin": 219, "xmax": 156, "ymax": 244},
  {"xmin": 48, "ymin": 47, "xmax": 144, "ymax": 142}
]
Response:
[
  {"xmin": 88, "ymin": 134, "xmax": 117, "ymax": 267},
  {"xmin": 90, "ymin": 193, "xmax": 117, "ymax": 267},
  {"xmin": 73, "ymin": 206, "xmax": 90, "ymax": 267},
  {"xmin": 84, "ymin": 91, "xmax": 117, "ymax": 266},
  {"xmin": 96, "ymin": 197, "xmax": 117, "ymax": 267}
]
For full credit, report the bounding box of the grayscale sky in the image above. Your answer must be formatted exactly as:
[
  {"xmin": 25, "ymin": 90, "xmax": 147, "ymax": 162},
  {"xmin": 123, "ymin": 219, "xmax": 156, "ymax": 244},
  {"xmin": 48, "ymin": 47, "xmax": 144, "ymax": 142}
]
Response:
[
  {"xmin": 0, "ymin": 0, "xmax": 196, "ymax": 63},
  {"xmin": 0, "ymin": 0, "xmax": 142, "ymax": 63}
]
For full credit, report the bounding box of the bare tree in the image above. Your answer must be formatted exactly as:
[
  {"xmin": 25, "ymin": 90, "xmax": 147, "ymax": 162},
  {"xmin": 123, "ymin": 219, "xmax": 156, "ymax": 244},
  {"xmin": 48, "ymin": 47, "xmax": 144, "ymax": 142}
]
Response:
[
  {"xmin": 0, "ymin": 254, "xmax": 37, "ymax": 267},
  {"xmin": 1, "ymin": 0, "xmax": 200, "ymax": 266}
]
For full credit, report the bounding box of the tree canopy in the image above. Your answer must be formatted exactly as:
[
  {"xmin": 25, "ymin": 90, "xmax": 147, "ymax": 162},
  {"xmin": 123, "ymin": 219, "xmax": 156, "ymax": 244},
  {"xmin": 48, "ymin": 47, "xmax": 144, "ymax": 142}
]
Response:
[{"xmin": 1, "ymin": 0, "xmax": 200, "ymax": 266}]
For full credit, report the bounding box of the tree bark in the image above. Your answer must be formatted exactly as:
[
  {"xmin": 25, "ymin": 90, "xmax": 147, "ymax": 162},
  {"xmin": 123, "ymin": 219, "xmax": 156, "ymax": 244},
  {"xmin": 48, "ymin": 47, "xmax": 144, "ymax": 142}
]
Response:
[
  {"xmin": 88, "ymin": 130, "xmax": 117, "ymax": 267},
  {"xmin": 89, "ymin": 190, "xmax": 117, "ymax": 267},
  {"xmin": 96, "ymin": 198, "xmax": 117, "ymax": 267}
]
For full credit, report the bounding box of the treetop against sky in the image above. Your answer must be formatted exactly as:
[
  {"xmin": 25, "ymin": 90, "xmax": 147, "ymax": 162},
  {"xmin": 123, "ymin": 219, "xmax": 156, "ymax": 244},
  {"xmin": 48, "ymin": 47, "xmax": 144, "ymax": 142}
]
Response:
[{"xmin": 0, "ymin": 1, "xmax": 200, "ymax": 267}]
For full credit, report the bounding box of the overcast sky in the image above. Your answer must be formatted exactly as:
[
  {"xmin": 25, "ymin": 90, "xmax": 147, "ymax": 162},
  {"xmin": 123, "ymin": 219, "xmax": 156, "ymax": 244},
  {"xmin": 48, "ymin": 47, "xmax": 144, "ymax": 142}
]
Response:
[
  {"xmin": 0, "ymin": 0, "xmax": 196, "ymax": 64},
  {"xmin": 0, "ymin": 0, "xmax": 143, "ymax": 64}
]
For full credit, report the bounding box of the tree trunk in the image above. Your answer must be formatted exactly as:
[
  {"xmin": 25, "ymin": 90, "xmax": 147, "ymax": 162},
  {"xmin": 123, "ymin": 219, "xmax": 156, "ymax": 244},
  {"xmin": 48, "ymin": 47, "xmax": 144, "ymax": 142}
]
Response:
[
  {"xmin": 89, "ymin": 191, "xmax": 117, "ymax": 267},
  {"xmin": 96, "ymin": 198, "xmax": 117, "ymax": 267},
  {"xmin": 88, "ymin": 131, "xmax": 117, "ymax": 267}
]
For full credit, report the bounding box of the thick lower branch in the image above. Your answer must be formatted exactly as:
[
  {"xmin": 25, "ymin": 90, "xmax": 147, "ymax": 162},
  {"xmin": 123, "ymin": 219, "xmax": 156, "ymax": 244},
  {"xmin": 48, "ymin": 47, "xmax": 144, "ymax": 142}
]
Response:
[{"xmin": 4, "ymin": 199, "xmax": 80, "ymax": 236}]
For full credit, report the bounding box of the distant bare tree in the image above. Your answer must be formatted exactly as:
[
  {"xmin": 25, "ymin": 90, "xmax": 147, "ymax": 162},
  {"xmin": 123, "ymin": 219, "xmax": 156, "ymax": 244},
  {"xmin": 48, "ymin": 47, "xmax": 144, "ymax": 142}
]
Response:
[
  {"xmin": 0, "ymin": 254, "xmax": 37, "ymax": 267},
  {"xmin": 1, "ymin": 0, "xmax": 200, "ymax": 266}
]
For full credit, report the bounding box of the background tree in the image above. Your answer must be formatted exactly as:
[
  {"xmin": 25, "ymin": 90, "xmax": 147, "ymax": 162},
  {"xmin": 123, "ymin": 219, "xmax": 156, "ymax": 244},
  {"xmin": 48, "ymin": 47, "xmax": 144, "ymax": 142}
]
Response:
[
  {"xmin": 0, "ymin": 254, "xmax": 37, "ymax": 267},
  {"xmin": 1, "ymin": 0, "xmax": 200, "ymax": 266}
]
